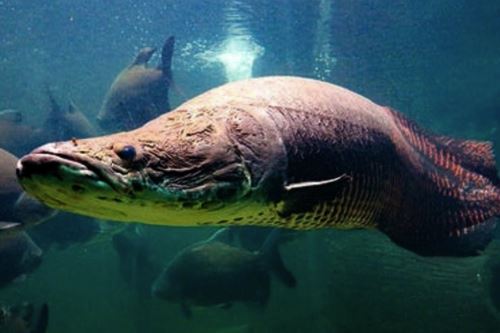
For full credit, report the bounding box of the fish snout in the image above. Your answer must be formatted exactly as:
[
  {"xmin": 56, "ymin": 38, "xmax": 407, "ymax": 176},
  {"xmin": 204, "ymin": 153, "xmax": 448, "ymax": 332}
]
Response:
[
  {"xmin": 151, "ymin": 273, "xmax": 177, "ymax": 300},
  {"xmin": 151, "ymin": 282, "xmax": 168, "ymax": 299},
  {"xmin": 24, "ymin": 252, "xmax": 43, "ymax": 273},
  {"xmin": 22, "ymin": 242, "xmax": 43, "ymax": 273},
  {"xmin": 16, "ymin": 143, "xmax": 74, "ymax": 180},
  {"xmin": 96, "ymin": 113, "xmax": 120, "ymax": 133}
]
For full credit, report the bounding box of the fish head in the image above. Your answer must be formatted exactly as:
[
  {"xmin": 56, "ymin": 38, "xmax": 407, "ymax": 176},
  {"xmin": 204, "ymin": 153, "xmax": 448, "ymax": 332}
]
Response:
[
  {"xmin": 96, "ymin": 91, "xmax": 130, "ymax": 132},
  {"xmin": 21, "ymin": 236, "xmax": 43, "ymax": 273},
  {"xmin": 151, "ymin": 265, "xmax": 182, "ymax": 301},
  {"xmin": 16, "ymin": 107, "xmax": 283, "ymax": 226},
  {"xmin": 96, "ymin": 77, "xmax": 164, "ymax": 133}
]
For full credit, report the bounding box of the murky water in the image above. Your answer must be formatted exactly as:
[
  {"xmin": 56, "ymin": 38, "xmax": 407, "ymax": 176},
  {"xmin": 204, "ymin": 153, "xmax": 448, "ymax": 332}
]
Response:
[{"xmin": 0, "ymin": 1, "xmax": 499, "ymax": 332}]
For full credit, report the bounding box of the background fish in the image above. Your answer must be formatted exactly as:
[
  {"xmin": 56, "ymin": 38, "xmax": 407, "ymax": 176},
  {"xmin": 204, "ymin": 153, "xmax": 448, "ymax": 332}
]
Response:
[
  {"xmin": 0, "ymin": 232, "xmax": 42, "ymax": 288},
  {"xmin": 0, "ymin": 117, "xmax": 41, "ymax": 157},
  {"xmin": 43, "ymin": 88, "xmax": 97, "ymax": 141},
  {"xmin": 97, "ymin": 36, "xmax": 175, "ymax": 132},
  {"xmin": 152, "ymin": 229, "xmax": 296, "ymax": 318},
  {"xmin": 112, "ymin": 226, "xmax": 160, "ymax": 297}
]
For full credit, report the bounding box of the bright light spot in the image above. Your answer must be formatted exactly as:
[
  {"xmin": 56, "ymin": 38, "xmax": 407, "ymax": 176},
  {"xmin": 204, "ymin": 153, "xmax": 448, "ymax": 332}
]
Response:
[{"xmin": 216, "ymin": 36, "xmax": 264, "ymax": 82}]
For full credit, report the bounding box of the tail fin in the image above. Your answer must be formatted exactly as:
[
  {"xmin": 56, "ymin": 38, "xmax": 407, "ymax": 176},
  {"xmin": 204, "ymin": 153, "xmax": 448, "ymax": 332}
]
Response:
[
  {"xmin": 260, "ymin": 229, "xmax": 296, "ymax": 287},
  {"xmin": 381, "ymin": 107, "xmax": 500, "ymax": 256},
  {"xmin": 131, "ymin": 47, "xmax": 156, "ymax": 67},
  {"xmin": 434, "ymin": 136, "xmax": 499, "ymax": 186},
  {"xmin": 159, "ymin": 36, "xmax": 175, "ymax": 76},
  {"xmin": 386, "ymin": 107, "xmax": 499, "ymax": 185}
]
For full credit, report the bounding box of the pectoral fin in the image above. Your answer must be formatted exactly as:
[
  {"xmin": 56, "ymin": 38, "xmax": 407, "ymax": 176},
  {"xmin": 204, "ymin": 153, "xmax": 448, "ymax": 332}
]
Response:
[
  {"xmin": 278, "ymin": 174, "xmax": 352, "ymax": 217},
  {"xmin": 284, "ymin": 174, "xmax": 351, "ymax": 192},
  {"xmin": 0, "ymin": 221, "xmax": 22, "ymax": 230}
]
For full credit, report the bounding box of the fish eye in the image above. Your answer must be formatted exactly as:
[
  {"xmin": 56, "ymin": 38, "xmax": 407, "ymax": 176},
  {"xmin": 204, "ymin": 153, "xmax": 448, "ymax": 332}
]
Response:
[{"xmin": 115, "ymin": 144, "xmax": 136, "ymax": 162}]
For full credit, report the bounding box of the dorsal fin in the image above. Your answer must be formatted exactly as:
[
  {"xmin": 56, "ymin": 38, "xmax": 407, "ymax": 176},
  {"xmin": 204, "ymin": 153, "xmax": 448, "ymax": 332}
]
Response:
[
  {"xmin": 159, "ymin": 36, "xmax": 175, "ymax": 76},
  {"xmin": 130, "ymin": 47, "xmax": 156, "ymax": 67},
  {"xmin": 385, "ymin": 107, "xmax": 499, "ymax": 186}
]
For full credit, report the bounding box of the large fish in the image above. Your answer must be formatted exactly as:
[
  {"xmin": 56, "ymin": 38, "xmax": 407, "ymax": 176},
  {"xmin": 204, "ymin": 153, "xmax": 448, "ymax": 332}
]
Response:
[{"xmin": 16, "ymin": 76, "xmax": 500, "ymax": 256}]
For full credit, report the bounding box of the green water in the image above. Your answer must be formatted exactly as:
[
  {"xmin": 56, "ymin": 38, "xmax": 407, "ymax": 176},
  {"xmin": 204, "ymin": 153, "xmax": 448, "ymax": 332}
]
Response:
[{"xmin": 1, "ymin": 1, "xmax": 500, "ymax": 332}]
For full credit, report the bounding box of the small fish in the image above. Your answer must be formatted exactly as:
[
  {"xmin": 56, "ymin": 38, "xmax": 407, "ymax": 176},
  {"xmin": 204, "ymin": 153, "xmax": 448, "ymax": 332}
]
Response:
[
  {"xmin": 0, "ymin": 232, "xmax": 42, "ymax": 288},
  {"xmin": 152, "ymin": 229, "xmax": 296, "ymax": 318},
  {"xmin": 43, "ymin": 89, "xmax": 96, "ymax": 141},
  {"xmin": 0, "ymin": 302, "xmax": 48, "ymax": 333},
  {"xmin": 97, "ymin": 36, "xmax": 175, "ymax": 132}
]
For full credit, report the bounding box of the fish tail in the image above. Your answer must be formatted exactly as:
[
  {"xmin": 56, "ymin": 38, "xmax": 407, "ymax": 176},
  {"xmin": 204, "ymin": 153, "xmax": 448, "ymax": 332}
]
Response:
[
  {"xmin": 386, "ymin": 107, "xmax": 499, "ymax": 185},
  {"xmin": 260, "ymin": 229, "xmax": 296, "ymax": 287},
  {"xmin": 382, "ymin": 107, "xmax": 500, "ymax": 255}
]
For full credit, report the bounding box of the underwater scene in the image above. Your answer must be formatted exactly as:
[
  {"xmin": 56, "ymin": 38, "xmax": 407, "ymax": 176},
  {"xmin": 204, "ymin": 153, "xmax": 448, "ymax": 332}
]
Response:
[{"xmin": 1, "ymin": 0, "xmax": 500, "ymax": 332}]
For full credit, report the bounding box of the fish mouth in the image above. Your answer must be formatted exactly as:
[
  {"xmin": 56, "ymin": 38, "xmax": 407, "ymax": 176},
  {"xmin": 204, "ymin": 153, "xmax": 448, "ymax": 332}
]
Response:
[{"xmin": 16, "ymin": 148, "xmax": 128, "ymax": 194}]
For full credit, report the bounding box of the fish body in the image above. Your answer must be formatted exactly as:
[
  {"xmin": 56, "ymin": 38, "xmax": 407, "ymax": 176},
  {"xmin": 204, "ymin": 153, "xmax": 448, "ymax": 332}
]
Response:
[
  {"xmin": 153, "ymin": 241, "xmax": 270, "ymax": 308},
  {"xmin": 17, "ymin": 76, "xmax": 500, "ymax": 256},
  {"xmin": 97, "ymin": 36, "xmax": 175, "ymax": 132},
  {"xmin": 152, "ymin": 229, "xmax": 294, "ymax": 317},
  {"xmin": 112, "ymin": 227, "xmax": 159, "ymax": 296}
]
